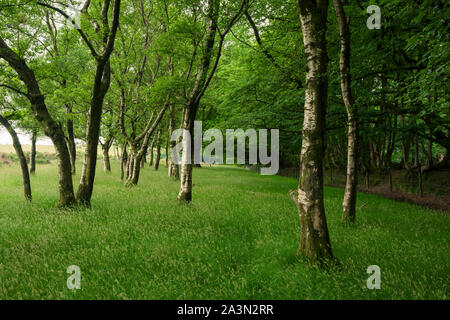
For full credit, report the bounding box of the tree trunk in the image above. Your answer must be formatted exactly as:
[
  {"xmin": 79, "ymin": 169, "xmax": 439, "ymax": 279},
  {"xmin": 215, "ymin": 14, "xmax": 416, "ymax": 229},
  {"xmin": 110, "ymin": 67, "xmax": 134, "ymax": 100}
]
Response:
[
  {"xmin": 333, "ymin": 0, "xmax": 358, "ymax": 223},
  {"xmin": 294, "ymin": 0, "xmax": 333, "ymax": 264},
  {"xmin": 76, "ymin": 0, "xmax": 121, "ymax": 205},
  {"xmin": 148, "ymin": 139, "xmax": 154, "ymax": 167},
  {"xmin": 415, "ymin": 137, "xmax": 424, "ymax": 197},
  {"xmin": 122, "ymin": 103, "xmax": 169, "ymax": 186},
  {"xmin": 127, "ymin": 139, "xmax": 152, "ymax": 186},
  {"xmin": 164, "ymin": 136, "xmax": 169, "ymax": 168},
  {"xmin": 0, "ymin": 36, "xmax": 76, "ymax": 206},
  {"xmin": 77, "ymin": 60, "xmax": 112, "ymax": 205},
  {"xmin": 168, "ymin": 105, "xmax": 179, "ymax": 179},
  {"xmin": 126, "ymin": 153, "xmax": 134, "ymax": 182},
  {"xmin": 126, "ymin": 149, "xmax": 143, "ymax": 186},
  {"xmin": 66, "ymin": 104, "xmax": 77, "ymax": 175},
  {"xmin": 0, "ymin": 115, "xmax": 32, "ymax": 201},
  {"xmin": 365, "ymin": 170, "xmax": 370, "ymax": 190},
  {"xmin": 177, "ymin": 105, "xmax": 196, "ymax": 201},
  {"xmin": 102, "ymin": 143, "xmax": 112, "ymax": 173},
  {"xmin": 177, "ymin": 0, "xmax": 220, "ymax": 202},
  {"xmin": 30, "ymin": 129, "xmax": 37, "ymax": 174},
  {"xmin": 384, "ymin": 116, "xmax": 397, "ymax": 169},
  {"xmin": 400, "ymin": 114, "xmax": 410, "ymax": 169},
  {"xmin": 120, "ymin": 142, "xmax": 128, "ymax": 180},
  {"xmin": 402, "ymin": 142, "xmax": 410, "ymax": 169},
  {"xmin": 426, "ymin": 132, "xmax": 433, "ymax": 169},
  {"xmin": 154, "ymin": 129, "xmax": 162, "ymax": 171},
  {"xmin": 140, "ymin": 146, "xmax": 147, "ymax": 168}
]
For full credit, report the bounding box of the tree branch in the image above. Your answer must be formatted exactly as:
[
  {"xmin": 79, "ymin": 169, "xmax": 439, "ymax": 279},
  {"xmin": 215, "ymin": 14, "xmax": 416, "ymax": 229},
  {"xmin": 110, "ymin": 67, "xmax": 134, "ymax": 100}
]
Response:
[
  {"xmin": 103, "ymin": 0, "xmax": 121, "ymax": 60},
  {"xmin": 0, "ymin": 84, "xmax": 29, "ymax": 97},
  {"xmin": 36, "ymin": 1, "xmax": 99, "ymax": 58}
]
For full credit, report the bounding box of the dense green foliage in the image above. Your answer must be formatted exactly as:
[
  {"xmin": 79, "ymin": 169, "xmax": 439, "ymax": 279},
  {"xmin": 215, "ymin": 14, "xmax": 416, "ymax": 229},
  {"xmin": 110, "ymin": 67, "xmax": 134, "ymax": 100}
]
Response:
[{"xmin": 1, "ymin": 1, "xmax": 448, "ymax": 171}]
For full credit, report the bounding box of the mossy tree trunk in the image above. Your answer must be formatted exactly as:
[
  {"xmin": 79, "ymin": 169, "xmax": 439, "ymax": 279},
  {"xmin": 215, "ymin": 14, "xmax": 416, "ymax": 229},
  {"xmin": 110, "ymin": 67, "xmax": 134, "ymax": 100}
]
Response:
[{"xmin": 294, "ymin": 0, "xmax": 334, "ymax": 264}]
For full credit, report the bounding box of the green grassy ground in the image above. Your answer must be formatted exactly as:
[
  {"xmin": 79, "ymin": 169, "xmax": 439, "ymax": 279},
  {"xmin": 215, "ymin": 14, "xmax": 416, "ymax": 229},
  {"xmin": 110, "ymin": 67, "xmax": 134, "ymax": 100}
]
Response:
[{"xmin": 0, "ymin": 161, "xmax": 448, "ymax": 299}]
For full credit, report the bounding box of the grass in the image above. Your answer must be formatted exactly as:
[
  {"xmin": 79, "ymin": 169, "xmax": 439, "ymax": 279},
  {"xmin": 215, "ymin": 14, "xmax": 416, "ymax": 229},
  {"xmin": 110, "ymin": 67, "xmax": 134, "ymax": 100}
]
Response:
[{"xmin": 0, "ymin": 160, "xmax": 448, "ymax": 300}]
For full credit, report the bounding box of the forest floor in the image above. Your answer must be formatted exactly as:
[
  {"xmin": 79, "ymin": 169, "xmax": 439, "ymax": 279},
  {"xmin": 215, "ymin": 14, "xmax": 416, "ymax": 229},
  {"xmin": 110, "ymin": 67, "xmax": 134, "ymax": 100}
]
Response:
[
  {"xmin": 354, "ymin": 180, "xmax": 450, "ymax": 214},
  {"xmin": 325, "ymin": 169, "xmax": 450, "ymax": 215},
  {"xmin": 278, "ymin": 166, "xmax": 450, "ymax": 214},
  {"xmin": 0, "ymin": 160, "xmax": 448, "ymax": 299}
]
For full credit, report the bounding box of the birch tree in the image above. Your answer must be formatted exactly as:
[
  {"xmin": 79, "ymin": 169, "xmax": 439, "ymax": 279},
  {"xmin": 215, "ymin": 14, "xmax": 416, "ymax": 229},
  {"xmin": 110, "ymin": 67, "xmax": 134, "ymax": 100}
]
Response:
[
  {"xmin": 333, "ymin": 0, "xmax": 358, "ymax": 222},
  {"xmin": 291, "ymin": 0, "xmax": 334, "ymax": 264},
  {"xmin": 177, "ymin": 0, "xmax": 248, "ymax": 202}
]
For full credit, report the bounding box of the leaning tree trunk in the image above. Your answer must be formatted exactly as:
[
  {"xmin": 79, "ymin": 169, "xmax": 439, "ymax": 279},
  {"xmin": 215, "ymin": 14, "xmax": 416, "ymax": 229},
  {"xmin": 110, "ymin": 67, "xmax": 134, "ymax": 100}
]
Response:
[
  {"xmin": 293, "ymin": 0, "xmax": 333, "ymax": 264},
  {"xmin": 0, "ymin": 115, "xmax": 32, "ymax": 201},
  {"xmin": 30, "ymin": 129, "xmax": 37, "ymax": 174},
  {"xmin": 333, "ymin": 0, "xmax": 358, "ymax": 223},
  {"xmin": 66, "ymin": 104, "xmax": 77, "ymax": 175},
  {"xmin": 0, "ymin": 36, "xmax": 76, "ymax": 206},
  {"xmin": 154, "ymin": 129, "xmax": 162, "ymax": 171}
]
